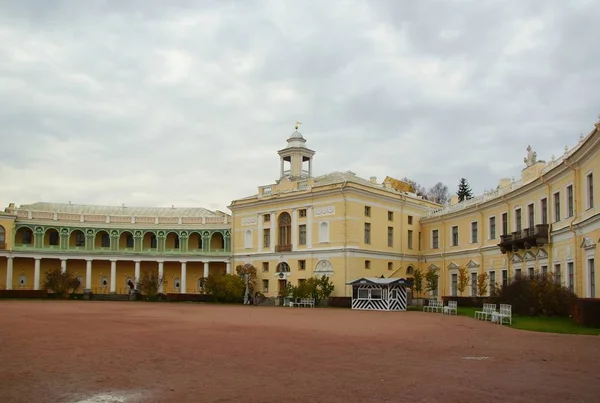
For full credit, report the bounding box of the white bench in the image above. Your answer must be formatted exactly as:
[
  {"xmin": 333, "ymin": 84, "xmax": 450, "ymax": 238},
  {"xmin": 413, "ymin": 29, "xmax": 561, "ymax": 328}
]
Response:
[
  {"xmin": 443, "ymin": 300, "xmax": 457, "ymax": 315},
  {"xmin": 423, "ymin": 299, "xmax": 443, "ymax": 313},
  {"xmin": 475, "ymin": 303, "xmax": 496, "ymax": 321},
  {"xmin": 291, "ymin": 298, "xmax": 315, "ymax": 308},
  {"xmin": 492, "ymin": 304, "xmax": 512, "ymax": 325}
]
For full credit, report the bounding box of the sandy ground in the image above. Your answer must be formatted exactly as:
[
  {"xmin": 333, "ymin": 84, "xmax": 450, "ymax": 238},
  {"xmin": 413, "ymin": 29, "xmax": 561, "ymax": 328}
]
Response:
[{"xmin": 0, "ymin": 301, "xmax": 599, "ymax": 403}]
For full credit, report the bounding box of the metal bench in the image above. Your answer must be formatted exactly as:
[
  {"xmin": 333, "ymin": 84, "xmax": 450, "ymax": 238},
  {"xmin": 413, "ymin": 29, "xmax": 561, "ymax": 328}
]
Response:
[
  {"xmin": 443, "ymin": 300, "xmax": 457, "ymax": 315},
  {"xmin": 423, "ymin": 299, "xmax": 443, "ymax": 313},
  {"xmin": 290, "ymin": 298, "xmax": 315, "ymax": 308},
  {"xmin": 475, "ymin": 303, "xmax": 496, "ymax": 321}
]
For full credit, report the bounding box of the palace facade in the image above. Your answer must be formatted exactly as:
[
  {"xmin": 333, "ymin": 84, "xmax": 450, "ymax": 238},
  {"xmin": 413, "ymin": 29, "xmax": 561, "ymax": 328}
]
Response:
[
  {"xmin": 1, "ymin": 119, "xmax": 599, "ymax": 300},
  {"xmin": 0, "ymin": 203, "xmax": 231, "ymax": 293}
]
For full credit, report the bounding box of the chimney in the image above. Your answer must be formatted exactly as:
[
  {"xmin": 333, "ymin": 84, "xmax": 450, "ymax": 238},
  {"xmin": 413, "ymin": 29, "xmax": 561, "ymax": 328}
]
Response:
[{"xmin": 369, "ymin": 176, "xmax": 377, "ymax": 184}]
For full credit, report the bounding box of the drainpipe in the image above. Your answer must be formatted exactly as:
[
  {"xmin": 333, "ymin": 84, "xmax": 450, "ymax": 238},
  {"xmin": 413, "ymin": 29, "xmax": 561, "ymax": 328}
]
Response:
[
  {"xmin": 563, "ymin": 156, "xmax": 579, "ymax": 294},
  {"xmin": 500, "ymin": 194, "xmax": 511, "ymax": 278}
]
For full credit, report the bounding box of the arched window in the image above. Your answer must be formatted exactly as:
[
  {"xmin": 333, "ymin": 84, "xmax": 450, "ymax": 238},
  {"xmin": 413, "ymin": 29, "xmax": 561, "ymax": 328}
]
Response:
[
  {"xmin": 0, "ymin": 225, "xmax": 5, "ymax": 247},
  {"xmin": 278, "ymin": 212, "xmax": 291, "ymax": 247}
]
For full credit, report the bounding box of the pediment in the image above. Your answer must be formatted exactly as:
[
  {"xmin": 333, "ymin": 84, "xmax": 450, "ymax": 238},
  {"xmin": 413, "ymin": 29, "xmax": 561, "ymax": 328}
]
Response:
[
  {"xmin": 511, "ymin": 253, "xmax": 523, "ymax": 263},
  {"xmin": 536, "ymin": 248, "xmax": 548, "ymax": 259},
  {"xmin": 581, "ymin": 237, "xmax": 596, "ymax": 250},
  {"xmin": 428, "ymin": 263, "xmax": 441, "ymax": 271},
  {"xmin": 446, "ymin": 262, "xmax": 459, "ymax": 270},
  {"xmin": 466, "ymin": 260, "xmax": 480, "ymax": 269},
  {"xmin": 524, "ymin": 251, "xmax": 536, "ymax": 261}
]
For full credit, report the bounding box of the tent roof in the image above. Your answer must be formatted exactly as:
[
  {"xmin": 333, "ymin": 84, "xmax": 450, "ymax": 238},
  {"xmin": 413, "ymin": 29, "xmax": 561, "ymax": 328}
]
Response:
[{"xmin": 346, "ymin": 277, "xmax": 409, "ymax": 286}]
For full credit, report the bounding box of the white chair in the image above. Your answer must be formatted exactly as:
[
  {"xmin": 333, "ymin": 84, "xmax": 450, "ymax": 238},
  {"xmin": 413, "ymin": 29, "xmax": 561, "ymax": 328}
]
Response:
[
  {"xmin": 475, "ymin": 303, "xmax": 496, "ymax": 320},
  {"xmin": 444, "ymin": 300, "xmax": 457, "ymax": 315},
  {"xmin": 496, "ymin": 304, "xmax": 512, "ymax": 325}
]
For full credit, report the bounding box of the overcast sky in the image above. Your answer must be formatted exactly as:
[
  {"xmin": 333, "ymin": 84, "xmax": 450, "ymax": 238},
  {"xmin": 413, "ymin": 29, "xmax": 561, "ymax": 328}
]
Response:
[{"xmin": 1, "ymin": 0, "xmax": 599, "ymax": 212}]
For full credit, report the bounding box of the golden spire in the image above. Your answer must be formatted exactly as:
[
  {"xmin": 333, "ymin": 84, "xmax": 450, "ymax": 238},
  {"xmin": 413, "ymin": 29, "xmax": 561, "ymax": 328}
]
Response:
[{"xmin": 295, "ymin": 121, "xmax": 302, "ymax": 130}]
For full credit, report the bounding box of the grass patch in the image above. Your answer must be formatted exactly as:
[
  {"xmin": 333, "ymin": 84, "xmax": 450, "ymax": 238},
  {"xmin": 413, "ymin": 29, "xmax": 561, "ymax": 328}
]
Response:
[{"xmin": 453, "ymin": 306, "xmax": 600, "ymax": 335}]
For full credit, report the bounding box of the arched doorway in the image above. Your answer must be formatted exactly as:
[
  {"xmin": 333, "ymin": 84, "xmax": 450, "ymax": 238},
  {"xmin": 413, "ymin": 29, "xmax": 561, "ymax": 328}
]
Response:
[{"xmin": 275, "ymin": 262, "xmax": 291, "ymax": 295}]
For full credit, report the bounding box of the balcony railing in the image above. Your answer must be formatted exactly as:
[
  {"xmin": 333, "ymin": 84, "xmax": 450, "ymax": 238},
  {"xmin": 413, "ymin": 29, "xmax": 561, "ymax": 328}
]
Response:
[
  {"xmin": 498, "ymin": 224, "xmax": 550, "ymax": 253},
  {"xmin": 275, "ymin": 244, "xmax": 292, "ymax": 252},
  {"xmin": 11, "ymin": 244, "xmax": 231, "ymax": 255}
]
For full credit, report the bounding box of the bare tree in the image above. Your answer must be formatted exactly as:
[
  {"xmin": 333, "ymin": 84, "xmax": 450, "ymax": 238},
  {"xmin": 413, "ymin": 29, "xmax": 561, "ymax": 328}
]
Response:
[{"xmin": 427, "ymin": 182, "xmax": 450, "ymax": 204}]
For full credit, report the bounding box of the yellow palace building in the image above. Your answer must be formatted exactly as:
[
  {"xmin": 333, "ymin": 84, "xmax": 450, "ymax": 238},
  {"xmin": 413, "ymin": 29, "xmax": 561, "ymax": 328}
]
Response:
[{"xmin": 1, "ymin": 119, "xmax": 599, "ymax": 300}]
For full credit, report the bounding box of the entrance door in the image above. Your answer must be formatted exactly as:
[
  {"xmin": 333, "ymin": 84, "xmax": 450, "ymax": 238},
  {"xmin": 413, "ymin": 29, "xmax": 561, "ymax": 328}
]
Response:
[{"xmin": 278, "ymin": 279, "xmax": 287, "ymax": 295}]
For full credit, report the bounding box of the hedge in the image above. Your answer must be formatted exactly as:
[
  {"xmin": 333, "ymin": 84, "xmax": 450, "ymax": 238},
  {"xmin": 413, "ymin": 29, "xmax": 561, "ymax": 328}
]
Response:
[
  {"xmin": 327, "ymin": 297, "xmax": 352, "ymax": 308},
  {"xmin": 571, "ymin": 298, "xmax": 600, "ymax": 328},
  {"xmin": 0, "ymin": 290, "xmax": 48, "ymax": 299},
  {"xmin": 165, "ymin": 293, "xmax": 215, "ymax": 303},
  {"xmin": 441, "ymin": 296, "xmax": 495, "ymax": 307}
]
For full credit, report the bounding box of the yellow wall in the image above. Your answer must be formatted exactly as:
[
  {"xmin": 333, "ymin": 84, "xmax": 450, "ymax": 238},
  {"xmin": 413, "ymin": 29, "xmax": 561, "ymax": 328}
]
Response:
[{"xmin": 0, "ymin": 216, "xmax": 15, "ymax": 250}]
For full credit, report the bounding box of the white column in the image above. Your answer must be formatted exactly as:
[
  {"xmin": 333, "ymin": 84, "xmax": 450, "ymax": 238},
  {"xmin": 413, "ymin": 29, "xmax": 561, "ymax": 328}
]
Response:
[
  {"xmin": 309, "ymin": 159, "xmax": 312, "ymax": 177},
  {"xmin": 180, "ymin": 261, "xmax": 187, "ymax": 293},
  {"xmin": 110, "ymin": 260, "xmax": 117, "ymax": 293},
  {"xmin": 60, "ymin": 258, "xmax": 67, "ymax": 274},
  {"xmin": 203, "ymin": 261, "xmax": 209, "ymax": 278},
  {"xmin": 85, "ymin": 260, "xmax": 92, "ymax": 290},
  {"xmin": 270, "ymin": 212, "xmax": 276, "ymax": 252},
  {"xmin": 307, "ymin": 206, "xmax": 313, "ymax": 248},
  {"xmin": 158, "ymin": 261, "xmax": 164, "ymax": 293},
  {"xmin": 280, "ymin": 158, "xmax": 284, "ymax": 177},
  {"xmin": 6, "ymin": 257, "xmax": 13, "ymax": 290},
  {"xmin": 291, "ymin": 208, "xmax": 298, "ymax": 251},
  {"xmin": 134, "ymin": 260, "xmax": 141, "ymax": 289},
  {"xmin": 226, "ymin": 261, "xmax": 231, "ymax": 274},
  {"xmin": 34, "ymin": 258, "xmax": 41, "ymax": 291}
]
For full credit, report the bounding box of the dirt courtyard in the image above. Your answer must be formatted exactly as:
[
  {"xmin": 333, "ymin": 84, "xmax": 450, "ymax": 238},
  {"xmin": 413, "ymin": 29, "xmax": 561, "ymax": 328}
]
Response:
[{"xmin": 0, "ymin": 301, "xmax": 599, "ymax": 403}]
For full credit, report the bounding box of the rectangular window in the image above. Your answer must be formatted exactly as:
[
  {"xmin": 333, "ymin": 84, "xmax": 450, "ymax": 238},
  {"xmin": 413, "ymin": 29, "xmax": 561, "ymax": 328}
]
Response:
[
  {"xmin": 299, "ymin": 225, "xmax": 306, "ymax": 245},
  {"xmin": 263, "ymin": 214, "xmax": 270, "ymax": 222},
  {"xmin": 451, "ymin": 226, "xmax": 458, "ymax": 246},
  {"xmin": 451, "ymin": 273, "xmax": 457, "ymax": 296},
  {"xmin": 489, "ymin": 216, "xmax": 496, "ymax": 239},
  {"xmin": 515, "ymin": 208, "xmax": 522, "ymax": 232},
  {"xmin": 388, "ymin": 211, "xmax": 393, "ymax": 221},
  {"xmin": 407, "ymin": 230, "xmax": 413, "ymax": 249},
  {"xmin": 262, "ymin": 279, "xmax": 269, "ymax": 292},
  {"xmin": 49, "ymin": 231, "xmax": 59, "ymax": 246},
  {"xmin": 528, "ymin": 267, "xmax": 534, "ymax": 278},
  {"xmin": 541, "ymin": 198, "xmax": 548, "ymax": 225},
  {"xmin": 408, "ymin": 215, "xmax": 413, "ymax": 225},
  {"xmin": 387, "ymin": 227, "xmax": 393, "ymax": 247},
  {"xmin": 568, "ymin": 261, "xmax": 574, "ymax": 293},
  {"xmin": 299, "ymin": 209, "xmax": 307, "ymax": 218},
  {"xmin": 298, "ymin": 260, "xmax": 306, "ymax": 271},
  {"xmin": 262, "ymin": 262, "xmax": 269, "ymax": 272},
  {"xmin": 102, "ymin": 233, "xmax": 111, "ymax": 248},
  {"xmin": 502, "ymin": 270, "xmax": 508, "ymax": 287},
  {"xmin": 471, "ymin": 222, "xmax": 478, "ymax": 243},
  {"xmin": 555, "ymin": 264, "xmax": 561, "ymax": 285},
  {"xmin": 364, "ymin": 206, "xmax": 371, "ymax": 217},
  {"xmin": 76, "ymin": 232, "xmax": 86, "ymax": 247},
  {"xmin": 432, "ymin": 229, "xmax": 439, "ymax": 249},
  {"xmin": 515, "ymin": 268, "xmax": 522, "ymax": 278},
  {"xmin": 263, "ymin": 229, "xmax": 270, "ymax": 248},
  {"xmin": 489, "ymin": 271, "xmax": 496, "ymax": 292},
  {"xmin": 589, "ymin": 258, "xmax": 596, "ymax": 298},
  {"xmin": 365, "ymin": 260, "xmax": 371, "ymax": 269},
  {"xmin": 567, "ymin": 185, "xmax": 574, "ymax": 218},
  {"xmin": 541, "ymin": 265, "xmax": 548, "ymax": 276},
  {"xmin": 418, "ymin": 232, "xmax": 421, "ymax": 250},
  {"xmin": 388, "ymin": 262, "xmax": 393, "ymax": 271},
  {"xmin": 471, "ymin": 272, "xmax": 477, "ymax": 296},
  {"xmin": 554, "ymin": 192, "xmax": 561, "ymax": 222},
  {"xmin": 528, "ymin": 203, "xmax": 534, "ymax": 229},
  {"xmin": 22, "ymin": 231, "xmax": 32, "ymax": 245},
  {"xmin": 364, "ymin": 223, "xmax": 371, "ymax": 244},
  {"xmin": 502, "ymin": 212, "xmax": 508, "ymax": 235},
  {"xmin": 587, "ymin": 173, "xmax": 594, "ymax": 209}
]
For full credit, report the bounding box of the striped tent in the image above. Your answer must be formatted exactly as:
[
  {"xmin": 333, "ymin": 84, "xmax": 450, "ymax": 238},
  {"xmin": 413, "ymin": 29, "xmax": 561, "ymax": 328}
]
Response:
[{"xmin": 347, "ymin": 277, "xmax": 409, "ymax": 311}]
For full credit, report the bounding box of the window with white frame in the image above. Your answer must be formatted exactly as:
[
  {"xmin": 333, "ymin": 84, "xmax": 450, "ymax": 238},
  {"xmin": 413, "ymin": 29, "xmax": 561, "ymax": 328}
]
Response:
[
  {"xmin": 515, "ymin": 208, "xmax": 522, "ymax": 232},
  {"xmin": 262, "ymin": 279, "xmax": 269, "ymax": 292},
  {"xmin": 471, "ymin": 221, "xmax": 478, "ymax": 243},
  {"xmin": 566, "ymin": 185, "xmax": 574, "ymax": 218},
  {"xmin": 489, "ymin": 271, "xmax": 496, "ymax": 292},
  {"xmin": 554, "ymin": 192, "xmax": 561, "ymax": 222},
  {"xmin": 471, "ymin": 272, "xmax": 477, "ymax": 296},
  {"xmin": 587, "ymin": 172, "xmax": 594, "ymax": 209},
  {"xmin": 299, "ymin": 224, "xmax": 306, "ymax": 245},
  {"xmin": 451, "ymin": 273, "xmax": 457, "ymax": 296},
  {"xmin": 407, "ymin": 230, "xmax": 413, "ymax": 249},
  {"xmin": 554, "ymin": 263, "xmax": 561, "ymax": 285},
  {"xmin": 568, "ymin": 261, "xmax": 574, "ymax": 293},
  {"xmin": 432, "ymin": 229, "xmax": 439, "ymax": 249},
  {"xmin": 588, "ymin": 258, "xmax": 595, "ymax": 298},
  {"xmin": 541, "ymin": 198, "xmax": 548, "ymax": 225},
  {"xmin": 502, "ymin": 212, "xmax": 508, "ymax": 235},
  {"xmin": 527, "ymin": 203, "xmax": 534, "ymax": 230},
  {"xmin": 489, "ymin": 216, "xmax": 496, "ymax": 239},
  {"xmin": 451, "ymin": 226, "xmax": 458, "ymax": 246}
]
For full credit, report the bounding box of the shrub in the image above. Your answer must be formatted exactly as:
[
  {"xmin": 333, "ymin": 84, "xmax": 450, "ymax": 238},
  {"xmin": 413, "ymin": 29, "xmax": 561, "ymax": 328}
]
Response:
[
  {"xmin": 204, "ymin": 273, "xmax": 245, "ymax": 303},
  {"xmin": 425, "ymin": 267, "xmax": 439, "ymax": 295},
  {"xmin": 137, "ymin": 271, "xmax": 165, "ymax": 301},
  {"xmin": 496, "ymin": 272, "xmax": 576, "ymax": 316},
  {"xmin": 328, "ymin": 297, "xmax": 352, "ymax": 308},
  {"xmin": 571, "ymin": 298, "xmax": 600, "ymax": 328},
  {"xmin": 285, "ymin": 275, "xmax": 335, "ymax": 305},
  {"xmin": 42, "ymin": 268, "xmax": 81, "ymax": 298},
  {"xmin": 441, "ymin": 296, "xmax": 495, "ymax": 307}
]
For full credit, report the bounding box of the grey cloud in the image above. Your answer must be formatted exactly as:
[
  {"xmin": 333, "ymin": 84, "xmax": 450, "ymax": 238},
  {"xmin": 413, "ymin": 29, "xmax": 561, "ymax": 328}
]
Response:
[{"xmin": 0, "ymin": 0, "xmax": 599, "ymax": 210}]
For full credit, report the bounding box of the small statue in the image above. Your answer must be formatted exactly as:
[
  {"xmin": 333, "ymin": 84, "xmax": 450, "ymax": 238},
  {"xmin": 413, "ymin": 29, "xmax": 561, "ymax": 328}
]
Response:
[{"xmin": 524, "ymin": 145, "xmax": 537, "ymax": 167}]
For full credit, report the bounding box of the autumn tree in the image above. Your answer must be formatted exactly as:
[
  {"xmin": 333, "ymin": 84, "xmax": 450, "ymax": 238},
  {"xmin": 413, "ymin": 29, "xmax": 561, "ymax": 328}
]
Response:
[
  {"xmin": 425, "ymin": 267, "xmax": 439, "ymax": 297},
  {"xmin": 235, "ymin": 263, "xmax": 257, "ymax": 295},
  {"xmin": 412, "ymin": 268, "xmax": 424, "ymax": 305},
  {"xmin": 427, "ymin": 182, "xmax": 450, "ymax": 204},
  {"xmin": 457, "ymin": 266, "xmax": 470, "ymax": 296},
  {"xmin": 137, "ymin": 270, "xmax": 165, "ymax": 300},
  {"xmin": 204, "ymin": 273, "xmax": 245, "ymax": 303},
  {"xmin": 477, "ymin": 272, "xmax": 489, "ymax": 297},
  {"xmin": 42, "ymin": 267, "xmax": 81, "ymax": 298},
  {"xmin": 457, "ymin": 177, "xmax": 474, "ymax": 202}
]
